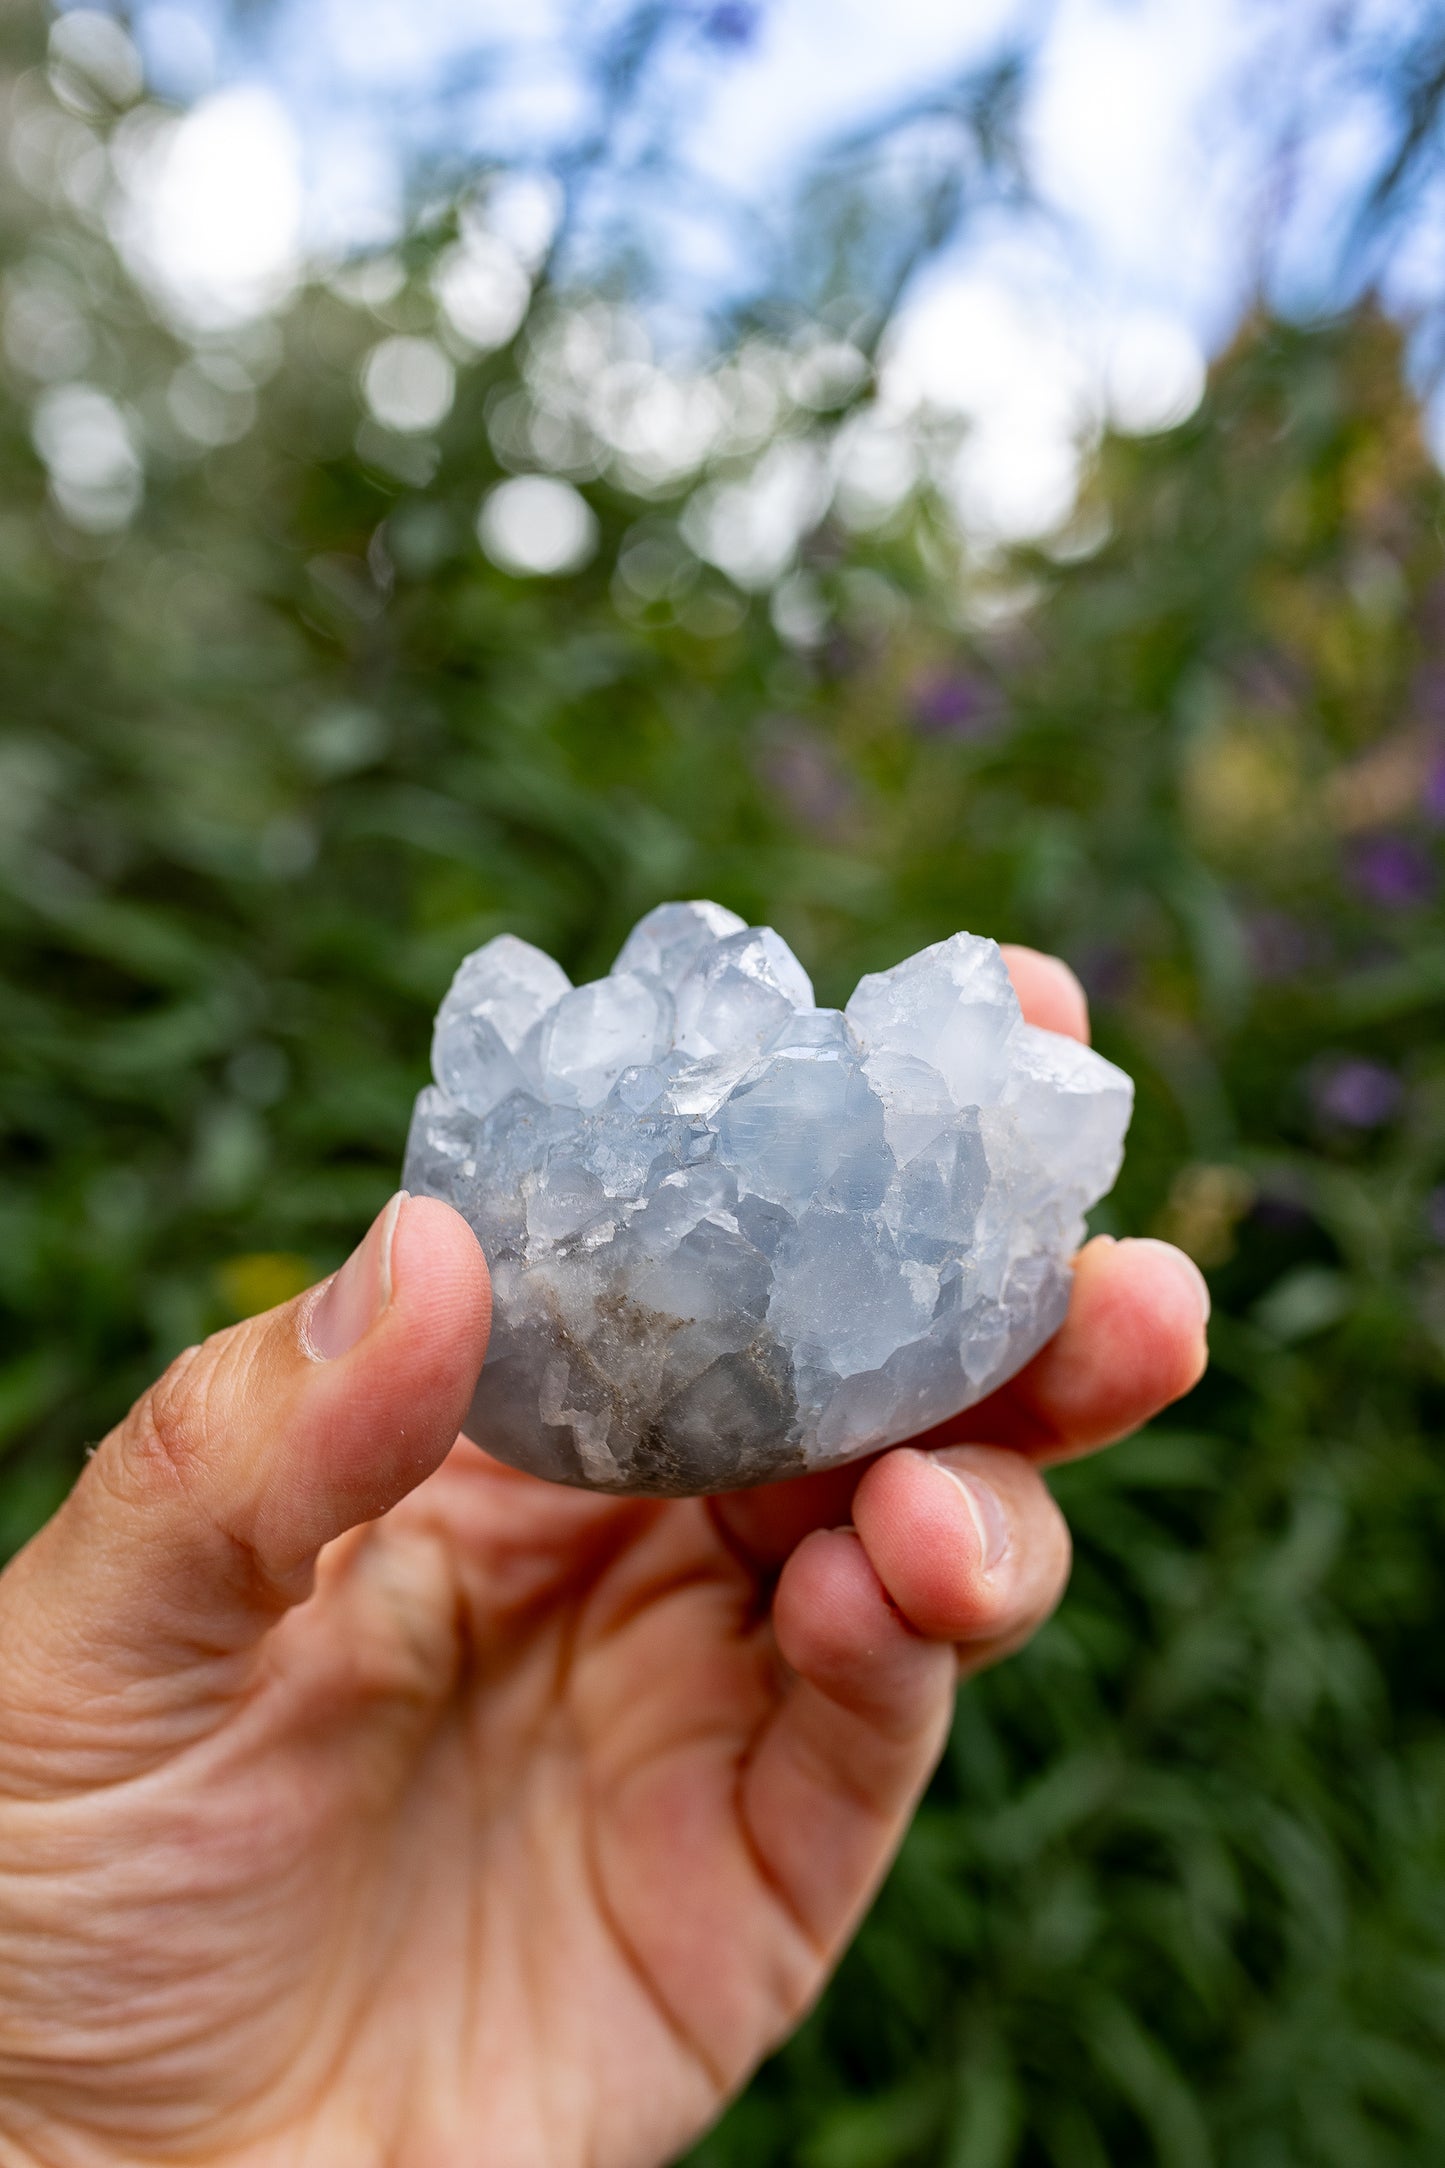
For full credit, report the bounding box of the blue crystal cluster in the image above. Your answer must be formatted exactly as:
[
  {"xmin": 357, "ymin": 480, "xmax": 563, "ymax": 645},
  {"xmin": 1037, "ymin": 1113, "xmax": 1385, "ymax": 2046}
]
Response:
[{"xmin": 403, "ymin": 903, "xmax": 1132, "ymax": 1494}]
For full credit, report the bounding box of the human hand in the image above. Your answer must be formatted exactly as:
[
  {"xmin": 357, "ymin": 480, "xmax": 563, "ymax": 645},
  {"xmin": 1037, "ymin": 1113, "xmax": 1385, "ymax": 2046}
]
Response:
[{"xmin": 0, "ymin": 949, "xmax": 1208, "ymax": 2168}]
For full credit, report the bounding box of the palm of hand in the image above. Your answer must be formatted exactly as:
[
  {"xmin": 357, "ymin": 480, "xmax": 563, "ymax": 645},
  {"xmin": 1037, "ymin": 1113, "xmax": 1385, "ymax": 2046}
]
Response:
[{"xmin": 1, "ymin": 1448, "xmax": 953, "ymax": 2166}]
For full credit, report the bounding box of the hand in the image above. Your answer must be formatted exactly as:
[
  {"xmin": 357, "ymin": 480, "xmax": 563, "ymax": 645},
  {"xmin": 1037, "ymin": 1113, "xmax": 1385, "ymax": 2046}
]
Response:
[{"xmin": 0, "ymin": 950, "xmax": 1207, "ymax": 2168}]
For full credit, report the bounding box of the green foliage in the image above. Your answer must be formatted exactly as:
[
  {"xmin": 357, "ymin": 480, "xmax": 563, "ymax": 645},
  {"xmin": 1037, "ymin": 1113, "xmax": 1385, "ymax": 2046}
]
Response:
[{"xmin": 4, "ymin": 12, "xmax": 1445, "ymax": 2160}]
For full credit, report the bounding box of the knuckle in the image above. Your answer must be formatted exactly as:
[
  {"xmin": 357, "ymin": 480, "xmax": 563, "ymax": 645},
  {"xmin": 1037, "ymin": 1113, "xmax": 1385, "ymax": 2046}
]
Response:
[
  {"xmin": 111, "ymin": 1341, "xmax": 215, "ymax": 1506},
  {"xmin": 95, "ymin": 1322, "xmax": 293, "ymax": 1620},
  {"xmin": 107, "ymin": 1317, "xmax": 262, "ymax": 1508}
]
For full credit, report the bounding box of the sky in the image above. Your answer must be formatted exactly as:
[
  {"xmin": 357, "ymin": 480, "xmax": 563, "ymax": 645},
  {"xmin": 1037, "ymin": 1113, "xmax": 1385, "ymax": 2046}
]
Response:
[
  {"xmin": 120, "ymin": 0, "xmax": 1261, "ymax": 334},
  {"xmin": 44, "ymin": 0, "xmax": 1445, "ymax": 550}
]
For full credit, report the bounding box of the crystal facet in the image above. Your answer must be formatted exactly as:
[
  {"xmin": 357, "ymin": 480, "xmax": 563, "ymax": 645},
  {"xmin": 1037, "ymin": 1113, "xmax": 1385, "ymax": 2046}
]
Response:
[
  {"xmin": 403, "ymin": 907, "xmax": 1133, "ymax": 1495},
  {"xmin": 431, "ymin": 934, "xmax": 571, "ymax": 1118}
]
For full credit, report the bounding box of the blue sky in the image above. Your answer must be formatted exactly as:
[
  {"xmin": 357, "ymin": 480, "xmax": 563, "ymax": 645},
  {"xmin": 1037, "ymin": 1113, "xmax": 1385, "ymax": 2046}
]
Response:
[
  {"xmin": 43, "ymin": 0, "xmax": 1445, "ymax": 551},
  {"xmin": 119, "ymin": 0, "xmax": 1262, "ymax": 332}
]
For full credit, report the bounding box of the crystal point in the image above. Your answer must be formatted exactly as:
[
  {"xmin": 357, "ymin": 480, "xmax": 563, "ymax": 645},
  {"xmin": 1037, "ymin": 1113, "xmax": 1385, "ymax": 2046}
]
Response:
[
  {"xmin": 537, "ymin": 972, "xmax": 674, "ymax": 1109},
  {"xmin": 611, "ymin": 899, "xmax": 747, "ymax": 987},
  {"xmin": 846, "ymin": 933, "xmax": 1019, "ymax": 1108},
  {"xmin": 674, "ymin": 926, "xmax": 815, "ymax": 1059},
  {"xmin": 403, "ymin": 905, "xmax": 1133, "ymax": 1494},
  {"xmin": 431, "ymin": 934, "xmax": 570, "ymax": 1116}
]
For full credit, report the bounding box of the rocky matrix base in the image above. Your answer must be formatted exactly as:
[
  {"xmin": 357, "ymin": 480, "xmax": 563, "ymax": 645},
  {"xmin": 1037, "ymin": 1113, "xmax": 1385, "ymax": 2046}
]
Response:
[{"xmin": 403, "ymin": 903, "xmax": 1133, "ymax": 1495}]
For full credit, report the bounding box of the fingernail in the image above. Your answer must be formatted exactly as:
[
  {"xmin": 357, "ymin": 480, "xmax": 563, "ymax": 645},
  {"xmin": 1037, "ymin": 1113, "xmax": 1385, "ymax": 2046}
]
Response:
[
  {"xmin": 928, "ymin": 1456, "xmax": 1012, "ymax": 1576},
  {"xmin": 1125, "ymin": 1236, "xmax": 1212, "ymax": 1325},
  {"xmin": 307, "ymin": 1193, "xmax": 407, "ymax": 1361}
]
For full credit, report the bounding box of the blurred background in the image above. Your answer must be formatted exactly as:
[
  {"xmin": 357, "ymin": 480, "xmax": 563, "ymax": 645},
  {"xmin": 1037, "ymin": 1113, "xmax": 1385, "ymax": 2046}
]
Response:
[{"xmin": 5, "ymin": 0, "xmax": 1445, "ymax": 2158}]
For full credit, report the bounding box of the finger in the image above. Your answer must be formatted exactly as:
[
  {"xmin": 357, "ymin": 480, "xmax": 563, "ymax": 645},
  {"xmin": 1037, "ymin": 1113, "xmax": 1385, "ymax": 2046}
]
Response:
[
  {"xmin": 923, "ymin": 1234, "xmax": 1209, "ymax": 1463},
  {"xmin": 999, "ymin": 944, "xmax": 1090, "ymax": 1041},
  {"xmin": 739, "ymin": 1527, "xmax": 956, "ymax": 1961},
  {"xmin": 1, "ymin": 1195, "xmax": 490, "ymax": 1689},
  {"xmin": 849, "ymin": 1442, "xmax": 1071, "ymax": 1667},
  {"xmin": 712, "ymin": 1231, "xmax": 1207, "ymax": 1569},
  {"xmin": 736, "ymin": 1438, "xmax": 1072, "ymax": 1960},
  {"xmin": 710, "ymin": 1461, "xmax": 868, "ymax": 1573}
]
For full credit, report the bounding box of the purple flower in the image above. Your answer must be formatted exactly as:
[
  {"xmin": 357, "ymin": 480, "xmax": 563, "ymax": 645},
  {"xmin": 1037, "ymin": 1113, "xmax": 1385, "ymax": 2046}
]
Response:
[
  {"xmin": 908, "ymin": 668, "xmax": 1003, "ymax": 741},
  {"xmin": 755, "ymin": 729, "xmax": 853, "ymax": 832},
  {"xmin": 1426, "ymin": 1185, "xmax": 1445, "ymax": 1244},
  {"xmin": 820, "ymin": 630, "xmax": 862, "ymax": 679},
  {"xmin": 1070, "ymin": 942, "xmax": 1135, "ymax": 1005},
  {"xmin": 700, "ymin": 2, "xmax": 760, "ymax": 45},
  {"xmin": 1312, "ymin": 1057, "xmax": 1402, "ymax": 1130},
  {"xmin": 1247, "ymin": 909, "xmax": 1324, "ymax": 982},
  {"xmin": 1412, "ymin": 662, "xmax": 1445, "ymax": 724},
  {"xmin": 1349, "ymin": 834, "xmax": 1437, "ymax": 910},
  {"xmin": 1421, "ymin": 747, "xmax": 1445, "ymax": 827}
]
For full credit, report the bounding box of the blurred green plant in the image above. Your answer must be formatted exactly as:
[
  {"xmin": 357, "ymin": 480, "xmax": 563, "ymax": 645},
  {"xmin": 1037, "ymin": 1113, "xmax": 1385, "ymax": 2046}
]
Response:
[{"xmin": 4, "ymin": 5, "xmax": 1445, "ymax": 2163}]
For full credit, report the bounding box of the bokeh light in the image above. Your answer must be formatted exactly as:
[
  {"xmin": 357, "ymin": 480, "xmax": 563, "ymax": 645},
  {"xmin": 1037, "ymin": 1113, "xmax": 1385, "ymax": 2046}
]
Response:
[
  {"xmin": 361, "ymin": 336, "xmax": 456, "ymax": 434},
  {"xmin": 30, "ymin": 382, "xmax": 142, "ymax": 529},
  {"xmin": 112, "ymin": 87, "xmax": 303, "ymax": 328},
  {"xmin": 477, "ymin": 474, "xmax": 600, "ymax": 576}
]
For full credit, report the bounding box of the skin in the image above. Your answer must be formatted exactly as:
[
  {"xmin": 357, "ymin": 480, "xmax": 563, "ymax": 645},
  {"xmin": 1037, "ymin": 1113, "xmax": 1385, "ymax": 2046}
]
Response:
[{"xmin": 0, "ymin": 949, "xmax": 1208, "ymax": 2168}]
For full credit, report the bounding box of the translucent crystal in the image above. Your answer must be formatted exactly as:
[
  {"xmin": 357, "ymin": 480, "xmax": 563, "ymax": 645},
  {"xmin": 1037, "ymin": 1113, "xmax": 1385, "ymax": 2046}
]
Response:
[
  {"xmin": 673, "ymin": 926, "xmax": 815, "ymax": 1058},
  {"xmin": 612, "ymin": 899, "xmax": 747, "ymax": 987},
  {"xmin": 431, "ymin": 934, "xmax": 571, "ymax": 1117},
  {"xmin": 403, "ymin": 903, "xmax": 1133, "ymax": 1495},
  {"xmin": 846, "ymin": 933, "xmax": 1018, "ymax": 1108},
  {"xmin": 536, "ymin": 973, "xmax": 674, "ymax": 1109},
  {"xmin": 1002, "ymin": 1023, "xmax": 1132, "ymax": 1211}
]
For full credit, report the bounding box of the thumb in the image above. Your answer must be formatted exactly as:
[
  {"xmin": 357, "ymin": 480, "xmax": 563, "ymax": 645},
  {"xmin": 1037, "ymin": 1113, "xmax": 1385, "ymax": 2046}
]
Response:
[{"xmin": 0, "ymin": 1194, "xmax": 490, "ymax": 1693}]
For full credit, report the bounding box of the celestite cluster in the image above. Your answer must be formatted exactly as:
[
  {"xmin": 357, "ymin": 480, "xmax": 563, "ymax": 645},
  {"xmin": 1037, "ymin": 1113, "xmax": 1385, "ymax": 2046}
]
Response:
[{"xmin": 403, "ymin": 902, "xmax": 1132, "ymax": 1495}]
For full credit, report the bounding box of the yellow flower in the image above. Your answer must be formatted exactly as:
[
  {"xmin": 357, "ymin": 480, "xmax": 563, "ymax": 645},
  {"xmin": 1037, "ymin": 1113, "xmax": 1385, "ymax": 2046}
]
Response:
[
  {"xmin": 1183, "ymin": 726, "xmax": 1300, "ymax": 846},
  {"xmin": 216, "ymin": 1253, "xmax": 316, "ymax": 1320},
  {"xmin": 1155, "ymin": 1163, "xmax": 1256, "ymax": 1268}
]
